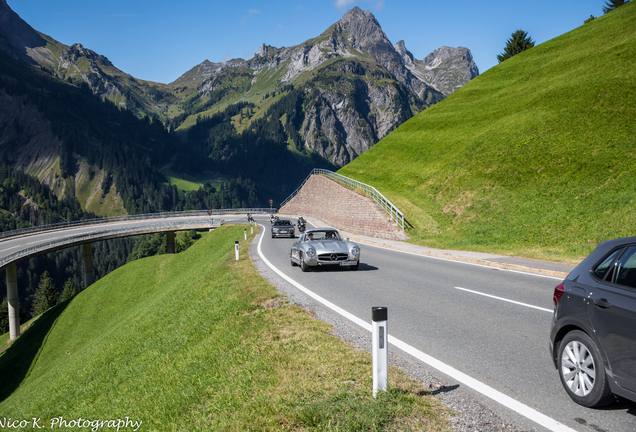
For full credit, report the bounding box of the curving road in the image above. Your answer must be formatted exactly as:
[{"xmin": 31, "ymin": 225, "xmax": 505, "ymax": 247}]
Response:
[
  {"xmin": 0, "ymin": 214, "xmax": 251, "ymax": 270},
  {"xmin": 253, "ymin": 216, "xmax": 636, "ymax": 432},
  {"xmin": 2, "ymin": 213, "xmax": 635, "ymax": 431}
]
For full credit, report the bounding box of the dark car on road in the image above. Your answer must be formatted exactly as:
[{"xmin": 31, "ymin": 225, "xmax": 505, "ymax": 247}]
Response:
[
  {"xmin": 271, "ymin": 219, "xmax": 295, "ymax": 238},
  {"xmin": 550, "ymin": 236, "xmax": 636, "ymax": 407}
]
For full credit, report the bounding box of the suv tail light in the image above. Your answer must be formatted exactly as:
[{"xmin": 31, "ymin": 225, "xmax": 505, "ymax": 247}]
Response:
[{"xmin": 553, "ymin": 284, "xmax": 564, "ymax": 307}]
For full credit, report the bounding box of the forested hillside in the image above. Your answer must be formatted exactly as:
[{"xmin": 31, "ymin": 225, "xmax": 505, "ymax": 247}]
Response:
[
  {"xmin": 1, "ymin": 1, "xmax": 479, "ymax": 216},
  {"xmin": 0, "ymin": 158, "xmax": 259, "ymax": 326}
]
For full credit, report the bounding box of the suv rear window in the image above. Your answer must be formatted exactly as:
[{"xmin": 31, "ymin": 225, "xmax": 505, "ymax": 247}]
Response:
[
  {"xmin": 615, "ymin": 246, "xmax": 636, "ymax": 289},
  {"xmin": 594, "ymin": 248, "xmax": 623, "ymax": 281}
]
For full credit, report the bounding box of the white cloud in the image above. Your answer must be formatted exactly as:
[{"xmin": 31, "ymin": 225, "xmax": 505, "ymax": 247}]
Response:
[
  {"xmin": 373, "ymin": 0, "xmax": 385, "ymax": 11},
  {"xmin": 225, "ymin": 52, "xmax": 232, "ymax": 61},
  {"xmin": 334, "ymin": 0, "xmax": 356, "ymax": 8},
  {"xmin": 249, "ymin": 9, "xmax": 262, "ymax": 14}
]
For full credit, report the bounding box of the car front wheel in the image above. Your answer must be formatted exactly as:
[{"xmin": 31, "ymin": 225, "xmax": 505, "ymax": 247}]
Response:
[
  {"xmin": 558, "ymin": 330, "xmax": 613, "ymax": 407},
  {"xmin": 300, "ymin": 253, "xmax": 310, "ymax": 272}
]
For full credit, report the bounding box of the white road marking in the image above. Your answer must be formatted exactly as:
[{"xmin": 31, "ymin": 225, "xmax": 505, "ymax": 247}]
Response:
[
  {"xmin": 256, "ymin": 225, "xmax": 577, "ymax": 432},
  {"xmin": 359, "ymin": 241, "xmax": 564, "ymax": 280},
  {"xmin": 454, "ymin": 286, "xmax": 553, "ymax": 313}
]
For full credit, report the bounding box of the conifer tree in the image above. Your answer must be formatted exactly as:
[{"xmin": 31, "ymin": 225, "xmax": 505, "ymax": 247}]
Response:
[
  {"xmin": 497, "ymin": 30, "xmax": 535, "ymax": 63},
  {"xmin": 603, "ymin": 0, "xmax": 630, "ymax": 14},
  {"xmin": 31, "ymin": 271, "xmax": 59, "ymax": 317},
  {"xmin": 1, "ymin": 297, "xmax": 27, "ymax": 333},
  {"xmin": 59, "ymin": 278, "xmax": 77, "ymax": 303},
  {"xmin": 0, "ymin": 297, "xmax": 8, "ymax": 334}
]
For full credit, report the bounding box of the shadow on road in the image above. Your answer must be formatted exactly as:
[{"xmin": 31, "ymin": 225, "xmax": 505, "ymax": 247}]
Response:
[
  {"xmin": 309, "ymin": 263, "xmax": 379, "ymax": 272},
  {"xmin": 431, "ymin": 384, "xmax": 460, "ymax": 396}
]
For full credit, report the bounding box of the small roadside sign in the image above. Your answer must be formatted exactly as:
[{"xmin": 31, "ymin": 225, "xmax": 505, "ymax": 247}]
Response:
[{"xmin": 207, "ymin": 209, "xmax": 212, "ymax": 215}]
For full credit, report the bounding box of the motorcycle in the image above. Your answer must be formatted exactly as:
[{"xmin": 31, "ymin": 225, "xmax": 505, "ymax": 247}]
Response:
[
  {"xmin": 297, "ymin": 218, "xmax": 306, "ymax": 233},
  {"xmin": 247, "ymin": 213, "xmax": 255, "ymax": 223}
]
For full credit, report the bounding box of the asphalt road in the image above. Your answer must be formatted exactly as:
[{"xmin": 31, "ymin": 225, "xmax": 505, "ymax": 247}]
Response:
[
  {"xmin": 254, "ymin": 216, "xmax": 636, "ymax": 432},
  {"xmin": 2, "ymin": 214, "xmax": 635, "ymax": 431}
]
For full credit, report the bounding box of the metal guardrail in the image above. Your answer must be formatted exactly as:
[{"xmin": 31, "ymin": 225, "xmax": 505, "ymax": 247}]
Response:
[
  {"xmin": 0, "ymin": 208, "xmax": 274, "ymax": 242},
  {"xmin": 0, "ymin": 218, "xmax": 225, "ymax": 270},
  {"xmin": 280, "ymin": 169, "xmax": 405, "ymax": 231}
]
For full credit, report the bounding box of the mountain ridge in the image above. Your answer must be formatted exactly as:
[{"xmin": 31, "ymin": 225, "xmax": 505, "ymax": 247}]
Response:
[
  {"xmin": 0, "ymin": 1, "xmax": 478, "ymax": 216},
  {"xmin": 339, "ymin": 2, "xmax": 636, "ymax": 262}
]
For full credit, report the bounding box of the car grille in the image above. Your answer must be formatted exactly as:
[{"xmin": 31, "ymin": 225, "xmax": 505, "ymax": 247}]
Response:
[{"xmin": 318, "ymin": 253, "xmax": 349, "ymax": 262}]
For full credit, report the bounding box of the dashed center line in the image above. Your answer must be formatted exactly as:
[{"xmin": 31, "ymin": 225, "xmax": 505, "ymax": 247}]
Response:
[
  {"xmin": 256, "ymin": 225, "xmax": 575, "ymax": 432},
  {"xmin": 454, "ymin": 286, "xmax": 553, "ymax": 313}
]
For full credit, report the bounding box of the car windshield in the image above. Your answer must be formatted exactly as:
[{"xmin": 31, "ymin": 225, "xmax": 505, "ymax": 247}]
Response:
[
  {"xmin": 306, "ymin": 230, "xmax": 342, "ymax": 241},
  {"xmin": 274, "ymin": 220, "xmax": 292, "ymax": 226}
]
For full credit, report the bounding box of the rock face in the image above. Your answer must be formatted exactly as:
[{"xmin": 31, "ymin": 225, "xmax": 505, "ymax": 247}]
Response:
[
  {"xmin": 180, "ymin": 6, "xmax": 478, "ymax": 167},
  {"xmin": 0, "ymin": 0, "xmax": 480, "ymax": 177},
  {"xmin": 395, "ymin": 41, "xmax": 480, "ymax": 95}
]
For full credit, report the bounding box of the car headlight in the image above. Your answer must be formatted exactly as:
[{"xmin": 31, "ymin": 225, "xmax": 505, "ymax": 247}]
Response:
[
  {"xmin": 351, "ymin": 246, "xmax": 360, "ymax": 257},
  {"xmin": 306, "ymin": 247, "xmax": 316, "ymax": 257}
]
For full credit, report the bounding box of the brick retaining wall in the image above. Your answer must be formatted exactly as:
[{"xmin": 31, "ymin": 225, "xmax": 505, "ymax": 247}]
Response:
[{"xmin": 279, "ymin": 175, "xmax": 407, "ymax": 241}]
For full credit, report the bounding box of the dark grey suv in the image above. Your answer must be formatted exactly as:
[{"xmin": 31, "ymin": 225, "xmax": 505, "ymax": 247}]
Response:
[
  {"xmin": 550, "ymin": 236, "xmax": 636, "ymax": 407},
  {"xmin": 271, "ymin": 219, "xmax": 295, "ymax": 238}
]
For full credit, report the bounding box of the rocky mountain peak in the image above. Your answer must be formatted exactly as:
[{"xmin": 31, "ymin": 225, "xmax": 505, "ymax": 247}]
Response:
[
  {"xmin": 61, "ymin": 43, "xmax": 114, "ymax": 68},
  {"xmin": 341, "ymin": 6, "xmax": 376, "ymax": 22},
  {"xmin": 257, "ymin": 43, "xmax": 279, "ymax": 57},
  {"xmin": 336, "ymin": 6, "xmax": 388, "ymax": 52},
  {"xmin": 404, "ymin": 45, "xmax": 479, "ymax": 95},
  {"xmin": 394, "ymin": 40, "xmax": 414, "ymax": 65}
]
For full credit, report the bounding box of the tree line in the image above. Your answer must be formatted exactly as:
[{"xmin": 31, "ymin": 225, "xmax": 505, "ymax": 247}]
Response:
[
  {"xmin": 176, "ymin": 84, "xmax": 336, "ymax": 198},
  {"xmin": 0, "ymin": 162, "xmax": 95, "ymax": 231}
]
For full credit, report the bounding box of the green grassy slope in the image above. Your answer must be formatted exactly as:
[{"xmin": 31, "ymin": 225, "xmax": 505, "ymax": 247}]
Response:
[
  {"xmin": 340, "ymin": 4, "xmax": 636, "ymax": 264},
  {"xmin": 0, "ymin": 226, "xmax": 449, "ymax": 431}
]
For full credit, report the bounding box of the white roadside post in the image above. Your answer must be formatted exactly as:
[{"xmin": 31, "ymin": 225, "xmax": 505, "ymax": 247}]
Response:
[
  {"xmin": 372, "ymin": 306, "xmax": 388, "ymax": 398},
  {"xmin": 235, "ymin": 241, "xmax": 240, "ymax": 261},
  {"xmin": 251, "ymin": 225, "xmax": 254, "ymax": 234},
  {"xmin": 244, "ymin": 229, "xmax": 247, "ymax": 240}
]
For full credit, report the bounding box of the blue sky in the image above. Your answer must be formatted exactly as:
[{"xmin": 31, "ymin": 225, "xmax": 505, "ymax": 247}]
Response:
[{"xmin": 9, "ymin": 0, "xmax": 606, "ymax": 84}]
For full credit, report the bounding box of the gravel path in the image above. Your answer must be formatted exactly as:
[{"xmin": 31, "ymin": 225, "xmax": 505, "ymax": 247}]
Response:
[{"xmin": 248, "ymin": 235, "xmax": 531, "ymax": 432}]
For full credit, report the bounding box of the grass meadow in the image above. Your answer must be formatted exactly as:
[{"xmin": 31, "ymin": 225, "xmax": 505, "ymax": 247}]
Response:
[
  {"xmin": 340, "ymin": 3, "xmax": 636, "ymax": 264},
  {"xmin": 0, "ymin": 226, "xmax": 450, "ymax": 431}
]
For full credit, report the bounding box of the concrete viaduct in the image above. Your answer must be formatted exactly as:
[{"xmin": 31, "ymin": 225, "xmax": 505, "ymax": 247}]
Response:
[{"xmin": 1, "ymin": 209, "xmax": 271, "ymax": 341}]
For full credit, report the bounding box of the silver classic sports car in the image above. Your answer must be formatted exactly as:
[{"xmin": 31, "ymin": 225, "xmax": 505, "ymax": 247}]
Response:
[{"xmin": 290, "ymin": 228, "xmax": 360, "ymax": 271}]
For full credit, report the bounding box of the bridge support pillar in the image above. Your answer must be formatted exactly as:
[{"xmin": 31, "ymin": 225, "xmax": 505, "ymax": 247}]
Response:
[
  {"xmin": 6, "ymin": 264, "xmax": 19, "ymax": 340},
  {"xmin": 82, "ymin": 243, "xmax": 95, "ymax": 289},
  {"xmin": 167, "ymin": 231, "xmax": 175, "ymax": 254}
]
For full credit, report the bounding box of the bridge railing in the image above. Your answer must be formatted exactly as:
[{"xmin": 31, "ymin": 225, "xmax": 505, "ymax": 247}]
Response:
[
  {"xmin": 0, "ymin": 217, "xmax": 225, "ymax": 270},
  {"xmin": 280, "ymin": 169, "xmax": 405, "ymax": 231},
  {"xmin": 0, "ymin": 208, "xmax": 273, "ymax": 242}
]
